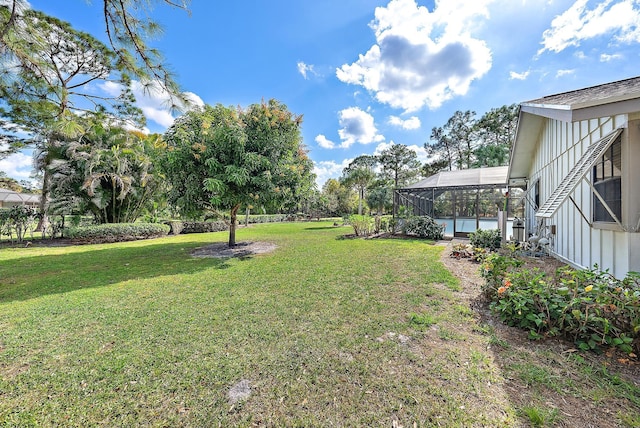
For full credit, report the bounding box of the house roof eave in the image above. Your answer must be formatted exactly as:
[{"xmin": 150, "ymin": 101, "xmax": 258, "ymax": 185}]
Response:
[{"xmin": 508, "ymin": 111, "xmax": 543, "ymax": 181}]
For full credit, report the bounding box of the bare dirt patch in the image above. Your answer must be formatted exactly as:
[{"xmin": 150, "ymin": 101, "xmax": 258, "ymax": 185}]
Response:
[{"xmin": 190, "ymin": 241, "xmax": 277, "ymax": 258}]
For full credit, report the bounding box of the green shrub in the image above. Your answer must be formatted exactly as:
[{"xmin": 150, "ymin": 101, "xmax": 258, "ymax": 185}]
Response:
[
  {"xmin": 348, "ymin": 214, "xmax": 374, "ymax": 237},
  {"xmin": 0, "ymin": 206, "xmax": 39, "ymax": 243},
  {"xmin": 246, "ymin": 214, "xmax": 289, "ymax": 223},
  {"xmin": 479, "ymin": 252, "xmax": 524, "ymax": 300},
  {"xmin": 484, "ymin": 255, "xmax": 640, "ymax": 353},
  {"xmin": 388, "ymin": 217, "xmax": 399, "ymax": 234},
  {"xmin": 402, "ymin": 216, "xmax": 444, "ymax": 240},
  {"xmin": 180, "ymin": 221, "xmax": 228, "ymax": 234},
  {"xmin": 65, "ymin": 223, "xmax": 170, "ymax": 243},
  {"xmin": 374, "ymin": 215, "xmax": 394, "ymax": 234},
  {"xmin": 469, "ymin": 229, "xmax": 501, "ymax": 251}
]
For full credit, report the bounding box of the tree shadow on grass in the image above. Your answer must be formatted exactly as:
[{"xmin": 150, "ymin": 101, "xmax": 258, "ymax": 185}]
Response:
[
  {"xmin": 0, "ymin": 240, "xmax": 234, "ymax": 304},
  {"xmin": 303, "ymin": 226, "xmax": 342, "ymax": 231}
]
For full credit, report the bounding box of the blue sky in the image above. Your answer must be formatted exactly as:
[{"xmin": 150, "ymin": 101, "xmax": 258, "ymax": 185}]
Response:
[{"xmin": 3, "ymin": 0, "xmax": 640, "ymax": 188}]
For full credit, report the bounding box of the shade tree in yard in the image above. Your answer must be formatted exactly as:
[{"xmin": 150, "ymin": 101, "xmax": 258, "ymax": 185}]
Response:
[{"xmin": 161, "ymin": 100, "xmax": 314, "ymax": 247}]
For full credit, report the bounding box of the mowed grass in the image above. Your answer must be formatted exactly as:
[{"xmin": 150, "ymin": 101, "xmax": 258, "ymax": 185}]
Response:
[{"xmin": 0, "ymin": 222, "xmax": 637, "ymax": 426}]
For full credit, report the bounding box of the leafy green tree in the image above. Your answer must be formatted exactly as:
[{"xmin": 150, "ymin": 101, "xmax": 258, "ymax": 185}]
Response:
[
  {"xmin": 321, "ymin": 178, "xmax": 354, "ymax": 216},
  {"xmin": 341, "ymin": 155, "xmax": 377, "ymax": 215},
  {"xmin": 366, "ymin": 184, "xmax": 393, "ymax": 214},
  {"xmin": 445, "ymin": 110, "xmax": 477, "ymax": 169},
  {"xmin": 47, "ymin": 124, "xmax": 165, "ymax": 223},
  {"xmin": 377, "ymin": 143, "xmax": 421, "ymax": 188},
  {"xmin": 425, "ymin": 126, "xmax": 455, "ymax": 171},
  {"xmin": 473, "ymin": 104, "xmax": 519, "ymax": 167},
  {"xmin": 242, "ymin": 103, "xmax": 316, "ymax": 215},
  {"xmin": 162, "ymin": 100, "xmax": 312, "ymax": 246},
  {"xmin": 426, "ymin": 105, "xmax": 518, "ymax": 171},
  {"xmin": 421, "ymin": 158, "xmax": 449, "ymax": 177}
]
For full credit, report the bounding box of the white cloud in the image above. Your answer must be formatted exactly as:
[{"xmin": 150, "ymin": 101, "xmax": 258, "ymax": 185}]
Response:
[
  {"xmin": 0, "ymin": 152, "xmax": 33, "ymax": 181},
  {"xmin": 315, "ymin": 134, "xmax": 336, "ymax": 149},
  {"xmin": 574, "ymin": 51, "xmax": 588, "ymax": 60},
  {"xmin": 337, "ymin": 107, "xmax": 384, "ymax": 148},
  {"xmin": 313, "ymin": 158, "xmax": 353, "ymax": 187},
  {"xmin": 98, "ymin": 80, "xmax": 205, "ymax": 130},
  {"xmin": 509, "ymin": 70, "xmax": 530, "ymax": 80},
  {"xmin": 336, "ymin": 0, "xmax": 493, "ymax": 112},
  {"xmin": 297, "ymin": 61, "xmax": 318, "ymax": 79},
  {"xmin": 556, "ymin": 68, "xmax": 576, "ymax": 77},
  {"xmin": 388, "ymin": 115, "xmax": 421, "ymax": 130},
  {"xmin": 539, "ymin": 0, "xmax": 640, "ymax": 54},
  {"xmin": 600, "ymin": 52, "xmax": 623, "ymax": 61}
]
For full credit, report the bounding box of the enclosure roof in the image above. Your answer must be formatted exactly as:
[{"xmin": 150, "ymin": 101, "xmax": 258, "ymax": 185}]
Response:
[
  {"xmin": 401, "ymin": 166, "xmax": 509, "ymax": 191},
  {"xmin": 0, "ymin": 188, "xmax": 40, "ymax": 204}
]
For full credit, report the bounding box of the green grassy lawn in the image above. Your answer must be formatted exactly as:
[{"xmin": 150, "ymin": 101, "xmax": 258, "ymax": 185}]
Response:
[{"xmin": 0, "ymin": 222, "xmax": 638, "ymax": 427}]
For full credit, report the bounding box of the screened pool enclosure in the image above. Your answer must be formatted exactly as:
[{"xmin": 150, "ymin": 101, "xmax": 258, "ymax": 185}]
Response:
[{"xmin": 396, "ymin": 166, "xmax": 526, "ymax": 239}]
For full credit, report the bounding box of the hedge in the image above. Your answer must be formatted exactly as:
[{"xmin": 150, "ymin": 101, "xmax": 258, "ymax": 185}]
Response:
[
  {"xmin": 64, "ymin": 223, "xmax": 170, "ymax": 243},
  {"xmin": 181, "ymin": 221, "xmax": 228, "ymax": 234}
]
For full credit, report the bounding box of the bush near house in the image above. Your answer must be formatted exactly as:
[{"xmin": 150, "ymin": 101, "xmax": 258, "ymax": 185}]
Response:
[
  {"xmin": 469, "ymin": 228, "xmax": 501, "ymax": 251},
  {"xmin": 480, "ymin": 252, "xmax": 640, "ymax": 354},
  {"xmin": 345, "ymin": 214, "xmax": 398, "ymax": 237},
  {"xmin": 401, "ymin": 215, "xmax": 445, "ymax": 240},
  {"xmin": 347, "ymin": 214, "xmax": 375, "ymax": 237}
]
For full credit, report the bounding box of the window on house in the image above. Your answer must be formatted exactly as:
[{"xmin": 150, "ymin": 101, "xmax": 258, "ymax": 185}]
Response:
[{"xmin": 592, "ymin": 135, "xmax": 622, "ymax": 223}]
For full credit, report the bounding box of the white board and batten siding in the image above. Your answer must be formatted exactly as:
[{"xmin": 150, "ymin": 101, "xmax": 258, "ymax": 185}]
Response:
[{"xmin": 525, "ymin": 113, "xmax": 640, "ymax": 278}]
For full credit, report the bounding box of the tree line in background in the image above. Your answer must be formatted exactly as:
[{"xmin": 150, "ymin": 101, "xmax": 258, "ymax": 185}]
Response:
[
  {"xmin": 317, "ymin": 104, "xmax": 519, "ymax": 217},
  {"xmin": 0, "ymin": 1, "xmax": 518, "ymax": 245}
]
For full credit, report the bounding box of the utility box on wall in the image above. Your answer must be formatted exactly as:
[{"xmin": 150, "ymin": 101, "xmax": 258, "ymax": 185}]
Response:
[{"xmin": 513, "ymin": 217, "xmax": 525, "ymax": 242}]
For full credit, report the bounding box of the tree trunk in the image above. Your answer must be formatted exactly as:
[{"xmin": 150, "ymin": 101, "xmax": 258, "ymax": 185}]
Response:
[
  {"xmin": 35, "ymin": 168, "xmax": 50, "ymax": 232},
  {"xmin": 228, "ymin": 203, "xmax": 241, "ymax": 247}
]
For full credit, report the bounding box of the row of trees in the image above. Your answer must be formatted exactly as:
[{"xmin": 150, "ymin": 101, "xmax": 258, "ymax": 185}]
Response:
[
  {"xmin": 316, "ymin": 105, "xmax": 519, "ymax": 218},
  {"xmin": 0, "ymin": 2, "xmax": 519, "ymax": 246},
  {"xmin": 425, "ymin": 104, "xmax": 519, "ymax": 174},
  {"xmin": 316, "ymin": 143, "xmax": 420, "ymax": 217},
  {"xmin": 6, "ymin": 100, "xmax": 314, "ymax": 246},
  {"xmin": 1, "ymin": 2, "xmax": 315, "ymax": 246}
]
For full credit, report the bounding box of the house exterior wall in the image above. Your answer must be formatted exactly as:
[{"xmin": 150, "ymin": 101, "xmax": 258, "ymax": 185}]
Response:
[{"xmin": 523, "ymin": 113, "xmax": 640, "ymax": 277}]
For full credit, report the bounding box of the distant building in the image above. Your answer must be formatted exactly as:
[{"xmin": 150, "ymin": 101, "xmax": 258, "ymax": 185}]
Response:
[{"xmin": 0, "ymin": 188, "xmax": 41, "ymax": 209}]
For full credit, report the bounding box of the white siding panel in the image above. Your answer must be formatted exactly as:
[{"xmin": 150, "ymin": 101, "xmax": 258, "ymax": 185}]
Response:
[
  {"xmin": 591, "ymin": 229, "xmax": 601, "ymax": 270},
  {"xmin": 600, "ymin": 230, "xmax": 615, "ymax": 272},
  {"xmin": 629, "ymin": 234, "xmax": 640, "ymax": 273},
  {"xmin": 614, "ymin": 232, "xmax": 628, "ymax": 275}
]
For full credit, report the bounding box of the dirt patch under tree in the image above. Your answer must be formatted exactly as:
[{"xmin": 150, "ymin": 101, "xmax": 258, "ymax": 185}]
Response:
[{"xmin": 190, "ymin": 241, "xmax": 277, "ymax": 258}]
